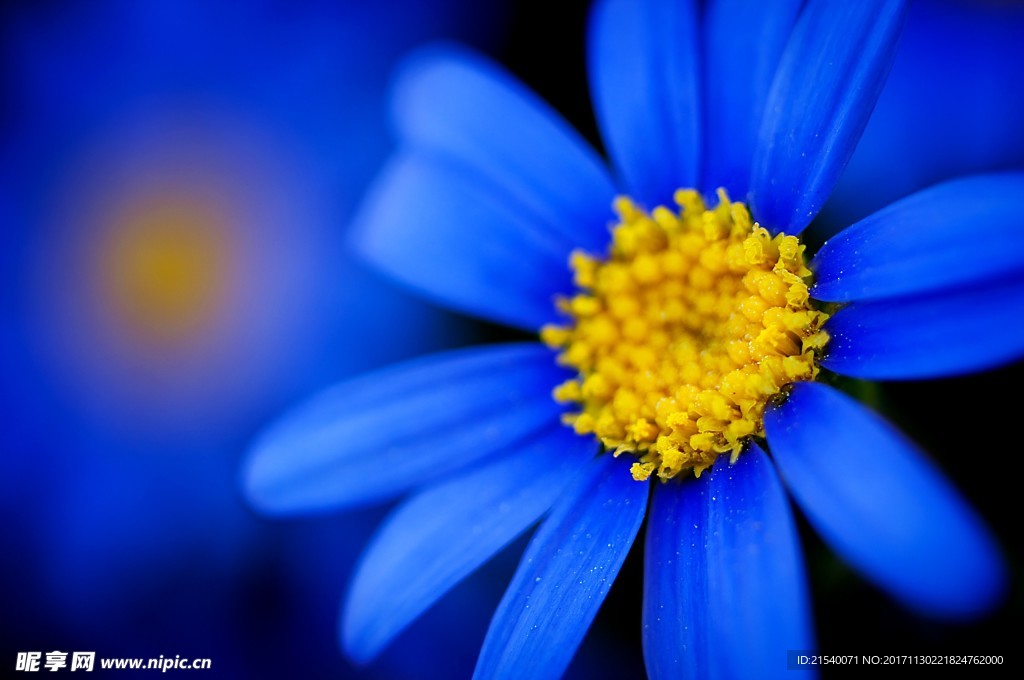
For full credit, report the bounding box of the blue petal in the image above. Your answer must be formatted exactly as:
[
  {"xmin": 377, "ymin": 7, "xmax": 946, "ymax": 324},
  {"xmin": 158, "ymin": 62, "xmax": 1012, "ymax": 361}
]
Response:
[
  {"xmin": 355, "ymin": 46, "xmax": 618, "ymax": 331},
  {"xmin": 821, "ymin": 272, "xmax": 1024, "ymax": 380},
  {"xmin": 701, "ymin": 0, "xmax": 802, "ymax": 199},
  {"xmin": 823, "ymin": 0, "xmax": 1024, "ymax": 227},
  {"xmin": 813, "ymin": 173, "xmax": 1024, "ymax": 302},
  {"xmin": 765, "ymin": 382, "xmax": 1007, "ymax": 618},
  {"xmin": 354, "ymin": 151, "xmax": 574, "ymax": 331},
  {"xmin": 644, "ymin": 444, "xmax": 815, "ymax": 680},
  {"xmin": 244, "ymin": 344, "xmax": 569, "ymax": 514},
  {"xmin": 342, "ymin": 425, "xmax": 596, "ymax": 663},
  {"xmin": 472, "ymin": 454, "xmax": 648, "ymax": 680},
  {"xmin": 588, "ymin": 0, "xmax": 700, "ymax": 208},
  {"xmin": 750, "ymin": 1, "xmax": 908, "ymax": 234},
  {"xmin": 391, "ymin": 45, "xmax": 615, "ymax": 257}
]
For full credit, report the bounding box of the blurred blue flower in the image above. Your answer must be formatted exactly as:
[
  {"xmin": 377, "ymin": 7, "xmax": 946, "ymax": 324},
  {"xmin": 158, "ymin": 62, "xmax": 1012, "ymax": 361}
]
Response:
[
  {"xmin": 824, "ymin": 0, "xmax": 1024, "ymax": 225},
  {"xmin": 1, "ymin": 0, "xmax": 501, "ymax": 675},
  {"xmin": 2, "ymin": 0, "xmax": 494, "ymax": 445},
  {"xmin": 246, "ymin": 0, "xmax": 1016, "ymax": 678}
]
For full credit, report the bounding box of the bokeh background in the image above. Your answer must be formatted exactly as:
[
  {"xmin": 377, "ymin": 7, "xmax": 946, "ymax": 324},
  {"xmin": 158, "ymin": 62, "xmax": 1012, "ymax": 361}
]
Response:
[{"xmin": 2, "ymin": 1, "xmax": 1021, "ymax": 677}]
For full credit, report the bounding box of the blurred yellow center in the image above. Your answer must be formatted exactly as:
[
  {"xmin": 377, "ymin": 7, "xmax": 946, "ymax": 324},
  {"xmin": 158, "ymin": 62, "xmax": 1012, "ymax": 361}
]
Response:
[
  {"xmin": 542, "ymin": 189, "xmax": 830, "ymax": 481},
  {"xmin": 100, "ymin": 199, "xmax": 228, "ymax": 345}
]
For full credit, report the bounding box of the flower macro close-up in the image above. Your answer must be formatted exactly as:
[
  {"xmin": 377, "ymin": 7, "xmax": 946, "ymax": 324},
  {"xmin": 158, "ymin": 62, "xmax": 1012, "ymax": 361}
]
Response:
[
  {"xmin": 245, "ymin": 0, "xmax": 1022, "ymax": 678},
  {"xmin": 7, "ymin": 0, "xmax": 1023, "ymax": 677},
  {"xmin": 245, "ymin": 0, "xmax": 1024, "ymax": 675}
]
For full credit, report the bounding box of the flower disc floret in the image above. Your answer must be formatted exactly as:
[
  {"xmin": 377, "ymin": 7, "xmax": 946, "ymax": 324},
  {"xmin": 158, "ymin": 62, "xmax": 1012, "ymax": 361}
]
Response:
[{"xmin": 543, "ymin": 189, "xmax": 830, "ymax": 481}]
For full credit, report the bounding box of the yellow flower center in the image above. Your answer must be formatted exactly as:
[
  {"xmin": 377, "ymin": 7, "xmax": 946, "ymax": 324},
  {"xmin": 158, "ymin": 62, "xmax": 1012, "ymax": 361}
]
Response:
[
  {"xmin": 542, "ymin": 189, "xmax": 830, "ymax": 481},
  {"xmin": 99, "ymin": 197, "xmax": 230, "ymax": 347}
]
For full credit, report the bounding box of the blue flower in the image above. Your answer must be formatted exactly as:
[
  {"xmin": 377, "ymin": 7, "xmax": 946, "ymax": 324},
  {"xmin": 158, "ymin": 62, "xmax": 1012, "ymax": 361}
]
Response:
[
  {"xmin": 1, "ymin": 0, "xmax": 478, "ymax": 445},
  {"xmin": 245, "ymin": 1, "xmax": 1015, "ymax": 677},
  {"xmin": 1, "ymin": 0, "xmax": 496, "ymax": 673}
]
